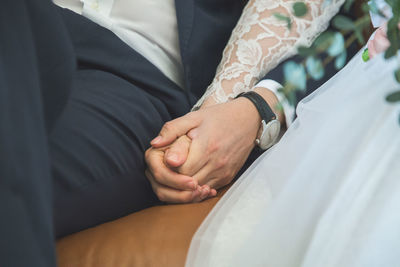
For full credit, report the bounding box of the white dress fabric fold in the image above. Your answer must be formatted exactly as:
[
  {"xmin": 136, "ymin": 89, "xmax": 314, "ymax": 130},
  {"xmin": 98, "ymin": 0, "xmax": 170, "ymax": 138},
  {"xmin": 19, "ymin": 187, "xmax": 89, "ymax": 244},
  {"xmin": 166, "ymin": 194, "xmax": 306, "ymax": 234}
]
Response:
[{"xmin": 186, "ymin": 50, "xmax": 400, "ymax": 267}]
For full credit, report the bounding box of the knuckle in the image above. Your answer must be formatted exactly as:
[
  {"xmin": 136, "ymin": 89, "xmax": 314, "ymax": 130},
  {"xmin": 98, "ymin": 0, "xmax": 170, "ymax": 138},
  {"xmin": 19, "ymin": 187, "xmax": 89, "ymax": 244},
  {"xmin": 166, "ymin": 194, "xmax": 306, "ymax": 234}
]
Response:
[
  {"xmin": 156, "ymin": 190, "xmax": 167, "ymax": 202},
  {"xmin": 187, "ymin": 128, "xmax": 199, "ymax": 139},
  {"xmin": 144, "ymin": 149, "xmax": 151, "ymax": 161},
  {"xmin": 152, "ymin": 170, "xmax": 162, "ymax": 182},
  {"xmin": 162, "ymin": 121, "xmax": 174, "ymax": 133},
  {"xmin": 179, "ymin": 193, "xmax": 193, "ymax": 203},
  {"xmin": 144, "ymin": 148, "xmax": 149, "ymax": 157}
]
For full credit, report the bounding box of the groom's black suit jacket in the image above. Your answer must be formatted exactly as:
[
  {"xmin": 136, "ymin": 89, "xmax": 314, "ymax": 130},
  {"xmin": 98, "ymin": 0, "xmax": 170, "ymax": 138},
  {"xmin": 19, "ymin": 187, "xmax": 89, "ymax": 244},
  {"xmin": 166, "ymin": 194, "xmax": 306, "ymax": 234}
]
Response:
[{"xmin": 174, "ymin": 0, "xmax": 247, "ymax": 100}]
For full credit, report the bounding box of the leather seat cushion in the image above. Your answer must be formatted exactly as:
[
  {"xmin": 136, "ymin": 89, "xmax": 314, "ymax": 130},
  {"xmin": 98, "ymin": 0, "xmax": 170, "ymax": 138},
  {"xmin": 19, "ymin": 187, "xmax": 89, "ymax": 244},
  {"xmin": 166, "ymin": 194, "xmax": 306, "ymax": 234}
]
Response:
[{"xmin": 56, "ymin": 187, "xmax": 228, "ymax": 267}]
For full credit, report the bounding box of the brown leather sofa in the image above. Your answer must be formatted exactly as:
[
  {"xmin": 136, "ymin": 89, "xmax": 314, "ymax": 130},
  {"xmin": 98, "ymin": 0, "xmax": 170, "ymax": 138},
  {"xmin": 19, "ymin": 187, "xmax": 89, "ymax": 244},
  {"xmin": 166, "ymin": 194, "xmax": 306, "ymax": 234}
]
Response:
[{"xmin": 56, "ymin": 188, "xmax": 228, "ymax": 267}]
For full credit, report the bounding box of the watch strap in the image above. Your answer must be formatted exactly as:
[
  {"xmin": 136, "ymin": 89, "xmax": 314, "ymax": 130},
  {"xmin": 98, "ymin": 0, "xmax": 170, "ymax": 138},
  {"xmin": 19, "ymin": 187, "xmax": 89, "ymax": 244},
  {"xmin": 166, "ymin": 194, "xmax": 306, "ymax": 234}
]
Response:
[{"xmin": 235, "ymin": 91, "xmax": 276, "ymax": 123}]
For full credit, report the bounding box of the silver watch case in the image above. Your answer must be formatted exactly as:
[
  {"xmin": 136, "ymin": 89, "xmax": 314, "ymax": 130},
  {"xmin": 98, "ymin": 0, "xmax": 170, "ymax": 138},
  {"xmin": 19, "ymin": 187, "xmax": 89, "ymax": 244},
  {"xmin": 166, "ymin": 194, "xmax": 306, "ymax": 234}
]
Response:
[{"xmin": 255, "ymin": 119, "xmax": 281, "ymax": 150}]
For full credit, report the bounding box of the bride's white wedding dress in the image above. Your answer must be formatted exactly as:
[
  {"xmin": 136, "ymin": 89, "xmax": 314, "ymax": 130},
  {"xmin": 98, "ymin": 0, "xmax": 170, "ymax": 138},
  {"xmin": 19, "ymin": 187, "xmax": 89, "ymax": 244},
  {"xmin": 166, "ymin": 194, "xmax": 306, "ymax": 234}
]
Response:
[{"xmin": 186, "ymin": 51, "xmax": 400, "ymax": 266}]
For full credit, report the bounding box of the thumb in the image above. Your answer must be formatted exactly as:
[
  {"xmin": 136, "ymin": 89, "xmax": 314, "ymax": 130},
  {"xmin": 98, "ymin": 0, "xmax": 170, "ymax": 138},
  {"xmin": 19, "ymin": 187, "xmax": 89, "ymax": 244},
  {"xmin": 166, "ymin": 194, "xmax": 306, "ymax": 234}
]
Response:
[
  {"xmin": 151, "ymin": 112, "xmax": 200, "ymax": 147},
  {"xmin": 164, "ymin": 135, "xmax": 191, "ymax": 168}
]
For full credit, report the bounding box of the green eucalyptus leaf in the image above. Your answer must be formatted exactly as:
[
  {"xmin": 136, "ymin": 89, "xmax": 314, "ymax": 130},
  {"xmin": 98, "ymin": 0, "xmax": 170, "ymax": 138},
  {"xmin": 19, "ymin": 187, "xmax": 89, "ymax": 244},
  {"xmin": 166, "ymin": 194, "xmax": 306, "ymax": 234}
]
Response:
[
  {"xmin": 385, "ymin": 0, "xmax": 400, "ymax": 17},
  {"xmin": 273, "ymin": 13, "xmax": 292, "ymax": 30},
  {"xmin": 283, "ymin": 61, "xmax": 307, "ymax": 91},
  {"xmin": 287, "ymin": 90, "xmax": 297, "ymax": 106},
  {"xmin": 384, "ymin": 44, "xmax": 398, "ymax": 59},
  {"xmin": 293, "ymin": 2, "xmax": 308, "ymax": 17},
  {"xmin": 335, "ymin": 50, "xmax": 347, "ymax": 69},
  {"xmin": 344, "ymin": 0, "xmax": 356, "ymax": 12},
  {"xmin": 387, "ymin": 17, "xmax": 400, "ymax": 32},
  {"xmin": 361, "ymin": 2, "xmax": 371, "ymax": 13},
  {"xmin": 386, "ymin": 90, "xmax": 400, "ymax": 102},
  {"xmin": 297, "ymin": 46, "xmax": 315, "ymax": 56},
  {"xmin": 384, "ymin": 0, "xmax": 396, "ymax": 9},
  {"xmin": 314, "ymin": 31, "xmax": 335, "ymax": 51},
  {"xmin": 385, "ymin": 18, "xmax": 400, "ymax": 59},
  {"xmin": 306, "ymin": 56, "xmax": 324, "ymax": 80},
  {"xmin": 395, "ymin": 69, "xmax": 400, "ymax": 83},
  {"xmin": 355, "ymin": 15, "xmax": 373, "ymax": 30},
  {"xmin": 354, "ymin": 28, "xmax": 365, "ymax": 44},
  {"xmin": 332, "ymin": 15, "xmax": 355, "ymax": 30},
  {"xmin": 327, "ymin": 32, "xmax": 345, "ymax": 57}
]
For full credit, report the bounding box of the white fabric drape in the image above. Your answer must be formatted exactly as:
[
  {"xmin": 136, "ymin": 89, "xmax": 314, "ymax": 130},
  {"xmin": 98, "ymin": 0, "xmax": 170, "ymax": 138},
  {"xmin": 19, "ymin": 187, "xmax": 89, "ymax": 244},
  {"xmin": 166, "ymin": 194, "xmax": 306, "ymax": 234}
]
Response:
[{"xmin": 186, "ymin": 50, "xmax": 400, "ymax": 267}]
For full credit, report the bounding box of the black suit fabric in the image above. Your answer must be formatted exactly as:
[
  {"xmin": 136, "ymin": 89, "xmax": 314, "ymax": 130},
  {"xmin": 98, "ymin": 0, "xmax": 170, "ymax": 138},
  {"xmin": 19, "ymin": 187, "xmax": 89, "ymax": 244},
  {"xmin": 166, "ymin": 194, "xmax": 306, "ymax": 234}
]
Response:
[
  {"xmin": 50, "ymin": 8, "xmax": 192, "ymax": 237},
  {"xmin": 0, "ymin": 0, "xmax": 74, "ymax": 266},
  {"xmin": 175, "ymin": 0, "xmax": 247, "ymax": 99}
]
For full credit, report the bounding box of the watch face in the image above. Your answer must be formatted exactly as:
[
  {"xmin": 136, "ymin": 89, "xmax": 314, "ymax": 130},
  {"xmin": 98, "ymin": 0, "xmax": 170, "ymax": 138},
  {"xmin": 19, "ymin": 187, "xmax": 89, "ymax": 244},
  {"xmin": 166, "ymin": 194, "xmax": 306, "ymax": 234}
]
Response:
[{"xmin": 259, "ymin": 119, "xmax": 281, "ymax": 150}]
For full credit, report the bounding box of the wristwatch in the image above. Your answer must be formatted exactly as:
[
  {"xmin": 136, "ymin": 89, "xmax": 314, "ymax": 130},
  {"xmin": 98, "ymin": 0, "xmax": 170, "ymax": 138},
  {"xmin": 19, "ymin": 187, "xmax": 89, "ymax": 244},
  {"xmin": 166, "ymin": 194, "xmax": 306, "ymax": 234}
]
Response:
[{"xmin": 235, "ymin": 91, "xmax": 281, "ymax": 150}]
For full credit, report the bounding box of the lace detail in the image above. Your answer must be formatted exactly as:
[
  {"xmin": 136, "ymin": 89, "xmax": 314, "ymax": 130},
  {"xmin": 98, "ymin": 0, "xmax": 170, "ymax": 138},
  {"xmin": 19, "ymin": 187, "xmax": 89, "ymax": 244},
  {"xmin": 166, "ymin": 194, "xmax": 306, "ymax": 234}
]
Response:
[{"xmin": 192, "ymin": 0, "xmax": 344, "ymax": 110}]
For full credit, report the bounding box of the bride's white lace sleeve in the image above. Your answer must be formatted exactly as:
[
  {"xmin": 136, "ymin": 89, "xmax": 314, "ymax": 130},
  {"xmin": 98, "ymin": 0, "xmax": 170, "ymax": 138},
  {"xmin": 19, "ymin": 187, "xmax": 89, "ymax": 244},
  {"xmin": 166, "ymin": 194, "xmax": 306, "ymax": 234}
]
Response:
[{"xmin": 192, "ymin": 0, "xmax": 344, "ymax": 110}]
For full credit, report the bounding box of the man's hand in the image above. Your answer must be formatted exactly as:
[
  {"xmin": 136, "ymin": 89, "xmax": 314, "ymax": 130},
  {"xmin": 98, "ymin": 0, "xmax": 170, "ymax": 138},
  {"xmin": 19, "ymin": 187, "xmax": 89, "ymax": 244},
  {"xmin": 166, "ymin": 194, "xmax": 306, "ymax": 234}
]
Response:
[
  {"xmin": 144, "ymin": 136, "xmax": 216, "ymax": 203},
  {"xmin": 150, "ymin": 88, "xmax": 283, "ymax": 190}
]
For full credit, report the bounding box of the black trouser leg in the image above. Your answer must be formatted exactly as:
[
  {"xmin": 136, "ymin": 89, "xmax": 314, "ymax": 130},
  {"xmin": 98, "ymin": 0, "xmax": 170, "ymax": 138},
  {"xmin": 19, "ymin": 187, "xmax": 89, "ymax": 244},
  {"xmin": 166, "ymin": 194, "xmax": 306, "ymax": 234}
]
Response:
[
  {"xmin": 0, "ymin": 68, "xmax": 55, "ymax": 266},
  {"xmin": 0, "ymin": 4, "xmax": 56, "ymax": 267},
  {"xmin": 51, "ymin": 70, "xmax": 167, "ymax": 237},
  {"xmin": 51, "ymin": 9, "xmax": 193, "ymax": 237},
  {"xmin": 0, "ymin": 1, "xmax": 75, "ymax": 266}
]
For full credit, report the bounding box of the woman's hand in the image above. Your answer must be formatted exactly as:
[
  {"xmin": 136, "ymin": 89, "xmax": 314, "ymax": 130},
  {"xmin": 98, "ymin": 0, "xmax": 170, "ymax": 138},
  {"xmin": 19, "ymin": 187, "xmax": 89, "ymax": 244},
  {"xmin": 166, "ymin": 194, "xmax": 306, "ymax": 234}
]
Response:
[{"xmin": 150, "ymin": 88, "xmax": 283, "ymax": 191}]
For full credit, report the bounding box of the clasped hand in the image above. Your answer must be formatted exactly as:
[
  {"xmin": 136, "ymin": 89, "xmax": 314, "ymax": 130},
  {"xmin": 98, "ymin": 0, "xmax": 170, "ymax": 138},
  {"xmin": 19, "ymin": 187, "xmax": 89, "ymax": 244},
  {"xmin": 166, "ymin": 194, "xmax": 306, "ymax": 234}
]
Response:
[{"xmin": 144, "ymin": 97, "xmax": 262, "ymax": 203}]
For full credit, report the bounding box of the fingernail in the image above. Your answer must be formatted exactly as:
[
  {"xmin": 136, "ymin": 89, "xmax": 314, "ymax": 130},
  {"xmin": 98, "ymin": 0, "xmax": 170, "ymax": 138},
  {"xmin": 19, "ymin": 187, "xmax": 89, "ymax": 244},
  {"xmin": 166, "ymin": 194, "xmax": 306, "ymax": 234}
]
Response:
[
  {"xmin": 151, "ymin": 136, "xmax": 162, "ymax": 145},
  {"xmin": 167, "ymin": 152, "xmax": 179, "ymax": 162}
]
